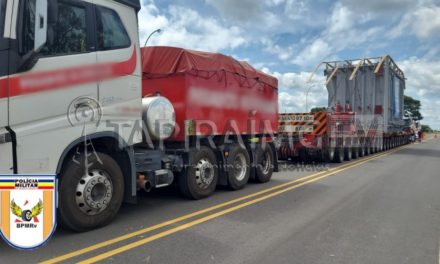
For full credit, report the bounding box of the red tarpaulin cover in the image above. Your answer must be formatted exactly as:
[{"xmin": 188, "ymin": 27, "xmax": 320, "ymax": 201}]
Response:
[{"xmin": 141, "ymin": 46, "xmax": 278, "ymax": 89}]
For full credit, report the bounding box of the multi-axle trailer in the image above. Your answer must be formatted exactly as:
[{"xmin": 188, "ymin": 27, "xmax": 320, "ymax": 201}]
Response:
[{"xmin": 278, "ymin": 56, "xmax": 415, "ymax": 162}]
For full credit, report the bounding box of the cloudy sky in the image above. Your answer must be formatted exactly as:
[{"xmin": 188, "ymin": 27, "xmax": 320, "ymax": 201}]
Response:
[{"xmin": 138, "ymin": 0, "xmax": 440, "ymax": 129}]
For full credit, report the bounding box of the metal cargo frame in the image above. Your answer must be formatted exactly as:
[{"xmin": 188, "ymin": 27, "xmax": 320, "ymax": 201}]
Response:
[
  {"xmin": 278, "ymin": 55, "xmax": 413, "ymax": 163},
  {"xmin": 320, "ymin": 56, "xmax": 405, "ymax": 133}
]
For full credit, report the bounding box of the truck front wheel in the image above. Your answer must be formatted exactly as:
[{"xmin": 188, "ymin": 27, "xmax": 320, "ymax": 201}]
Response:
[
  {"xmin": 179, "ymin": 147, "xmax": 218, "ymax": 199},
  {"xmin": 58, "ymin": 152, "xmax": 124, "ymax": 232}
]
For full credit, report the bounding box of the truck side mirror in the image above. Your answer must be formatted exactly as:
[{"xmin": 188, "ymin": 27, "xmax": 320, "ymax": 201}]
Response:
[{"xmin": 34, "ymin": 0, "xmax": 48, "ymax": 51}]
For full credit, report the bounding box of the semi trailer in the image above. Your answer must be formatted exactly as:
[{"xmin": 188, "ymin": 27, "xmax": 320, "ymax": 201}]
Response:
[
  {"xmin": 0, "ymin": 0, "xmax": 278, "ymax": 231},
  {"xmin": 279, "ymin": 56, "xmax": 414, "ymax": 162}
]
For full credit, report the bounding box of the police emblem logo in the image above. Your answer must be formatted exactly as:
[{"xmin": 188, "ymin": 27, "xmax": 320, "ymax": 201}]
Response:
[{"xmin": 0, "ymin": 175, "xmax": 57, "ymax": 249}]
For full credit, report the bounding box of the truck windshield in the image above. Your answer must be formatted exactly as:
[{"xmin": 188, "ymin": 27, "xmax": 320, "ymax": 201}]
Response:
[{"xmin": 0, "ymin": 0, "xmax": 5, "ymax": 37}]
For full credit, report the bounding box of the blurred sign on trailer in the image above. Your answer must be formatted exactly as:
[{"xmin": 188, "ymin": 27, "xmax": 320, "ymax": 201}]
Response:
[
  {"xmin": 279, "ymin": 113, "xmax": 328, "ymax": 135},
  {"xmin": 280, "ymin": 114, "xmax": 314, "ymax": 122},
  {"xmin": 280, "ymin": 125, "xmax": 314, "ymax": 133}
]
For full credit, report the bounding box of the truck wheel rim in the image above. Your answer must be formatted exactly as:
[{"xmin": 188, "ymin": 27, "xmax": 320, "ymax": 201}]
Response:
[
  {"xmin": 195, "ymin": 158, "xmax": 214, "ymax": 189},
  {"xmin": 260, "ymin": 151, "xmax": 271, "ymax": 174},
  {"xmin": 233, "ymin": 153, "xmax": 247, "ymax": 181},
  {"xmin": 76, "ymin": 169, "xmax": 113, "ymax": 216}
]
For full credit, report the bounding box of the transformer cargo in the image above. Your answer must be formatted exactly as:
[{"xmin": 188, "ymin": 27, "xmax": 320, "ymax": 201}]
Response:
[
  {"xmin": 279, "ymin": 55, "xmax": 414, "ymax": 162},
  {"xmin": 325, "ymin": 56, "xmax": 405, "ymax": 134}
]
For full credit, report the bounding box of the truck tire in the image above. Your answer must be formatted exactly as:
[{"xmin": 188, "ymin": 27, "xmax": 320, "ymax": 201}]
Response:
[
  {"xmin": 299, "ymin": 148, "xmax": 311, "ymax": 162},
  {"xmin": 344, "ymin": 147, "xmax": 352, "ymax": 161},
  {"xmin": 333, "ymin": 147, "xmax": 344, "ymax": 163},
  {"xmin": 364, "ymin": 145, "xmax": 370, "ymax": 156},
  {"xmin": 58, "ymin": 152, "xmax": 124, "ymax": 232},
  {"xmin": 351, "ymin": 147, "xmax": 359, "ymax": 159},
  {"xmin": 324, "ymin": 147, "xmax": 335, "ymax": 163},
  {"xmin": 226, "ymin": 144, "xmax": 251, "ymax": 190},
  {"xmin": 179, "ymin": 146, "xmax": 218, "ymax": 199},
  {"xmin": 371, "ymin": 145, "xmax": 376, "ymax": 154},
  {"xmin": 255, "ymin": 145, "xmax": 274, "ymax": 183},
  {"xmin": 358, "ymin": 144, "xmax": 365, "ymax": 157}
]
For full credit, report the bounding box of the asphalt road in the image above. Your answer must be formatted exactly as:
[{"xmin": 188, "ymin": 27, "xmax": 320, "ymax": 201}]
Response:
[{"xmin": 1, "ymin": 137, "xmax": 440, "ymax": 264}]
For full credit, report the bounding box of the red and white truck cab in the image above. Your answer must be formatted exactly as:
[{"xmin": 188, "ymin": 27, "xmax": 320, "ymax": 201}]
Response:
[
  {"xmin": 1, "ymin": 0, "xmax": 146, "ymax": 231},
  {"xmin": 0, "ymin": 0, "xmax": 278, "ymax": 232}
]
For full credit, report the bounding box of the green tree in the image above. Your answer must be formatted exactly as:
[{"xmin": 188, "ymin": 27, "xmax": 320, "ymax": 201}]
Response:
[
  {"xmin": 404, "ymin": 95, "xmax": 423, "ymax": 120},
  {"xmin": 310, "ymin": 107, "xmax": 327, "ymax": 113},
  {"xmin": 421, "ymin": 125, "xmax": 433, "ymax": 133}
]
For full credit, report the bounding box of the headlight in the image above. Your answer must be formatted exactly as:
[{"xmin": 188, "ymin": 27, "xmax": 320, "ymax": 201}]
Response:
[{"xmin": 142, "ymin": 96, "xmax": 176, "ymax": 140}]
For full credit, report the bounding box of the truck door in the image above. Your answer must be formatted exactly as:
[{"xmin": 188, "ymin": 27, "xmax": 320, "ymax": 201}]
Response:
[
  {"xmin": 9, "ymin": 0, "xmax": 98, "ymax": 128},
  {"xmin": 7, "ymin": 0, "xmax": 98, "ymax": 173},
  {"xmin": 95, "ymin": 2, "xmax": 142, "ymax": 139},
  {"xmin": 0, "ymin": 0, "xmax": 13, "ymax": 174},
  {"xmin": 0, "ymin": 0, "xmax": 8, "ymax": 127}
]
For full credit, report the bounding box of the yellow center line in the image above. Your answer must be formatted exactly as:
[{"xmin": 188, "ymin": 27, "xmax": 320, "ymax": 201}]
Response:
[
  {"xmin": 41, "ymin": 145, "xmax": 408, "ymax": 264},
  {"xmin": 77, "ymin": 147, "xmax": 405, "ymax": 264},
  {"xmin": 41, "ymin": 170, "xmax": 332, "ymax": 264}
]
